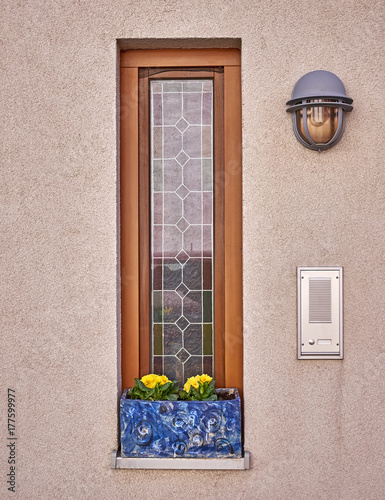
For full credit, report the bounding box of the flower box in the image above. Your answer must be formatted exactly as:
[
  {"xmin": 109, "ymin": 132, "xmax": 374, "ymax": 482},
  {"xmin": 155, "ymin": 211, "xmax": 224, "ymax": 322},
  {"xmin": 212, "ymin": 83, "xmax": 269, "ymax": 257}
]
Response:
[{"xmin": 120, "ymin": 388, "xmax": 242, "ymax": 459}]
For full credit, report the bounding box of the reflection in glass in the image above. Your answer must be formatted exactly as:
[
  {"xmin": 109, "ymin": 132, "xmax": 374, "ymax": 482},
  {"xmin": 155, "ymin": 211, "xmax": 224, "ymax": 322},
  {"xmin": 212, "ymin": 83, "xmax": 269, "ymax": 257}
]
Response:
[
  {"xmin": 296, "ymin": 99, "xmax": 339, "ymax": 145},
  {"xmin": 150, "ymin": 79, "xmax": 214, "ymax": 385}
]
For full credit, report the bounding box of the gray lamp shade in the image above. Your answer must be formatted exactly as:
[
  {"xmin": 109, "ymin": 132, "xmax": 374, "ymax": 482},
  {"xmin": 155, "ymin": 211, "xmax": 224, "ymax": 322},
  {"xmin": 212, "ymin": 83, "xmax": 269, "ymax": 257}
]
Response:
[{"xmin": 286, "ymin": 71, "xmax": 353, "ymax": 151}]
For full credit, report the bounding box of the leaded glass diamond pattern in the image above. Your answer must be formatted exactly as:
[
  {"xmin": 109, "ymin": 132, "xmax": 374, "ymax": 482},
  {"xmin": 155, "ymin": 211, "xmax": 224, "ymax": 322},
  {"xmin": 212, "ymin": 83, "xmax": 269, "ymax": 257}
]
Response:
[
  {"xmin": 176, "ymin": 185, "xmax": 189, "ymax": 200},
  {"xmin": 176, "ymin": 217, "xmax": 189, "ymax": 233},
  {"xmin": 176, "ymin": 250, "xmax": 189, "ymax": 264},
  {"xmin": 176, "ymin": 348, "xmax": 190, "ymax": 363},
  {"xmin": 176, "ymin": 151, "xmax": 190, "ymax": 166},
  {"xmin": 176, "ymin": 117, "xmax": 189, "ymax": 132},
  {"xmin": 176, "ymin": 316, "xmax": 190, "ymax": 331},
  {"xmin": 150, "ymin": 79, "xmax": 214, "ymax": 385},
  {"xmin": 176, "ymin": 283, "xmax": 189, "ymax": 297}
]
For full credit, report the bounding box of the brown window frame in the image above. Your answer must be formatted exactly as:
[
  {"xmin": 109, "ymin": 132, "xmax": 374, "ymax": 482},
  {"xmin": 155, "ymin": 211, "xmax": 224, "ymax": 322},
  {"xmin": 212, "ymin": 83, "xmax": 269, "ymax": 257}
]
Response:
[{"xmin": 120, "ymin": 49, "xmax": 243, "ymax": 393}]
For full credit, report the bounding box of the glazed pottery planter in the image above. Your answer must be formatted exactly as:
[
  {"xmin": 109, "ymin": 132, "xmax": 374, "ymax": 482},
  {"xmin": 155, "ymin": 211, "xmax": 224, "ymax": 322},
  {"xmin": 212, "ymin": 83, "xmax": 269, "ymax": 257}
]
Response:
[{"xmin": 120, "ymin": 388, "xmax": 242, "ymax": 458}]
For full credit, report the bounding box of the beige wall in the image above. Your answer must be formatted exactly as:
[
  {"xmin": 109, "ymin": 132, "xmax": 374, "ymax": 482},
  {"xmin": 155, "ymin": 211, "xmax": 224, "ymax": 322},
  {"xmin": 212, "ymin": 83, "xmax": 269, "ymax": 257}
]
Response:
[{"xmin": 1, "ymin": 1, "xmax": 384, "ymax": 499}]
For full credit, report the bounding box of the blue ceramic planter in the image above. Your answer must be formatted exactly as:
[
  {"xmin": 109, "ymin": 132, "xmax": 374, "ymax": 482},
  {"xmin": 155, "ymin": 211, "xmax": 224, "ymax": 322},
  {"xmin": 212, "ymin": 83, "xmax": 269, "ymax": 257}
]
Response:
[{"xmin": 120, "ymin": 388, "xmax": 242, "ymax": 458}]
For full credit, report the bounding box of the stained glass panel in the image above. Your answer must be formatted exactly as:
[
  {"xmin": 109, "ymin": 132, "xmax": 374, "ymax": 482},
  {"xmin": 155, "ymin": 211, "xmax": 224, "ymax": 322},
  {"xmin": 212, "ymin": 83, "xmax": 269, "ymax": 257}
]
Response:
[{"xmin": 150, "ymin": 79, "xmax": 214, "ymax": 385}]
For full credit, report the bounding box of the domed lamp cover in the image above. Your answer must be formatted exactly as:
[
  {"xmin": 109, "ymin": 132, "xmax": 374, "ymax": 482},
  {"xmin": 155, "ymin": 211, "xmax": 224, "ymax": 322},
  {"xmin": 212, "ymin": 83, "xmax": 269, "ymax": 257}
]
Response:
[{"xmin": 286, "ymin": 71, "xmax": 353, "ymax": 151}]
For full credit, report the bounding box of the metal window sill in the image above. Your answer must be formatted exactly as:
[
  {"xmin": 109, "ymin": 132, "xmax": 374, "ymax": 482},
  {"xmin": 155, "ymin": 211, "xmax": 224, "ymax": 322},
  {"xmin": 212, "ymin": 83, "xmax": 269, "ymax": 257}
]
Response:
[{"xmin": 111, "ymin": 450, "xmax": 250, "ymax": 470}]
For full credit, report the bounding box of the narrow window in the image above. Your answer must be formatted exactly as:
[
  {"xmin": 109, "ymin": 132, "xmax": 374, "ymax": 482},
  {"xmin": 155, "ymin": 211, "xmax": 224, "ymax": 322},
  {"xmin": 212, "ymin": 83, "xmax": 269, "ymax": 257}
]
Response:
[
  {"xmin": 120, "ymin": 49, "xmax": 242, "ymax": 392},
  {"xmin": 140, "ymin": 69, "xmax": 222, "ymax": 385}
]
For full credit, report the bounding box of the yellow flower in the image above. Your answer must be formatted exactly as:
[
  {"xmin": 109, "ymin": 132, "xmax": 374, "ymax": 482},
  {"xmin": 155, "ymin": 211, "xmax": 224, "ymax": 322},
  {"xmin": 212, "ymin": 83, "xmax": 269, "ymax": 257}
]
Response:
[
  {"xmin": 141, "ymin": 374, "xmax": 170, "ymax": 389},
  {"xmin": 184, "ymin": 376, "xmax": 200, "ymax": 393},
  {"xmin": 158, "ymin": 375, "xmax": 170, "ymax": 386},
  {"xmin": 183, "ymin": 374, "xmax": 213, "ymax": 392},
  {"xmin": 140, "ymin": 374, "xmax": 158, "ymax": 389},
  {"xmin": 198, "ymin": 374, "xmax": 212, "ymax": 384}
]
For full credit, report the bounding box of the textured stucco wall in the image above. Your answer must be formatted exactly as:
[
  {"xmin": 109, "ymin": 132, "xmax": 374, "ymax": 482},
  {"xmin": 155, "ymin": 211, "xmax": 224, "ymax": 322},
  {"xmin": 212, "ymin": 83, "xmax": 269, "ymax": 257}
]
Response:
[{"xmin": 1, "ymin": 1, "xmax": 384, "ymax": 499}]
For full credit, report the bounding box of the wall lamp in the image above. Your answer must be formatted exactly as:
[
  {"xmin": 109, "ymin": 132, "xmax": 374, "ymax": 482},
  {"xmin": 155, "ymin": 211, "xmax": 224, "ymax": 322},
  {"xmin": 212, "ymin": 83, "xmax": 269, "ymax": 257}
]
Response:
[{"xmin": 286, "ymin": 70, "xmax": 353, "ymax": 151}]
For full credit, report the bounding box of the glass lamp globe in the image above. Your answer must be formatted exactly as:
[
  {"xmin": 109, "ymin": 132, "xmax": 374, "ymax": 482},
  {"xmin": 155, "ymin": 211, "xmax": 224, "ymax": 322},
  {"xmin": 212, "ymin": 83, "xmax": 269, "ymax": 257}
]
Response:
[{"xmin": 286, "ymin": 71, "xmax": 353, "ymax": 151}]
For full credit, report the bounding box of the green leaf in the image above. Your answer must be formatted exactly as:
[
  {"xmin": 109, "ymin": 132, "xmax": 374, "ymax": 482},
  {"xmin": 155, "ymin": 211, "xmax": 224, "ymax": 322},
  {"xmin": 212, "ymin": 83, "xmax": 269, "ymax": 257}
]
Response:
[
  {"xmin": 178, "ymin": 390, "xmax": 188, "ymax": 400},
  {"xmin": 190, "ymin": 386, "xmax": 202, "ymax": 400},
  {"xmin": 136, "ymin": 379, "xmax": 151, "ymax": 392},
  {"xmin": 160, "ymin": 381, "xmax": 171, "ymax": 392}
]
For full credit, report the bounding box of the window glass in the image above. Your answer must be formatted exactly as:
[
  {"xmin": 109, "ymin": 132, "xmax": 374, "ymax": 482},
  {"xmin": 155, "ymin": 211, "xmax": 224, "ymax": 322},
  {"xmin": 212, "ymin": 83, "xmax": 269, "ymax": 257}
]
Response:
[{"xmin": 150, "ymin": 80, "xmax": 214, "ymax": 385}]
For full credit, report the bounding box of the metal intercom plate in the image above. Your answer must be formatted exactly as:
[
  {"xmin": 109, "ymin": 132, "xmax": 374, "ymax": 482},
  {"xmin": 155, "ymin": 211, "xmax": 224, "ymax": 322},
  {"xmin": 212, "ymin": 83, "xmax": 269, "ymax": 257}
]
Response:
[{"xmin": 297, "ymin": 267, "xmax": 343, "ymax": 359}]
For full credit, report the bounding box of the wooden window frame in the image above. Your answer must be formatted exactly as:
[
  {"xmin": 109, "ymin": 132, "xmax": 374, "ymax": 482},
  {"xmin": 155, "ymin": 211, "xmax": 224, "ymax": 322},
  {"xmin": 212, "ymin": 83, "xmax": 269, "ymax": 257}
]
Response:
[{"xmin": 120, "ymin": 49, "xmax": 243, "ymax": 393}]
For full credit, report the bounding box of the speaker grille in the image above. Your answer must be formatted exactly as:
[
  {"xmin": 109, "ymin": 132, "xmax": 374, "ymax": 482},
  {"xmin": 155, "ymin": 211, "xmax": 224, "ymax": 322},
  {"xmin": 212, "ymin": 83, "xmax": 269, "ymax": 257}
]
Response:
[{"xmin": 309, "ymin": 278, "xmax": 332, "ymax": 323}]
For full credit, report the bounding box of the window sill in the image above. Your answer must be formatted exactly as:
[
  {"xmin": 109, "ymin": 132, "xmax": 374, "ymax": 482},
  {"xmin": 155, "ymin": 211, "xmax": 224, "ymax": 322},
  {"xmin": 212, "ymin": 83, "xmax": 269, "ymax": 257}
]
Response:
[{"xmin": 111, "ymin": 450, "xmax": 250, "ymax": 470}]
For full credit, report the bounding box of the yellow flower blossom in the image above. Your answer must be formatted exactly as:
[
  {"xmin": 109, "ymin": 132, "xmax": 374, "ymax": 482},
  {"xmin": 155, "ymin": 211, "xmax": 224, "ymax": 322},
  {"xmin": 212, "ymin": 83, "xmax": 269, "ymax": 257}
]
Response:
[
  {"xmin": 198, "ymin": 374, "xmax": 212, "ymax": 384},
  {"xmin": 183, "ymin": 374, "xmax": 213, "ymax": 393},
  {"xmin": 141, "ymin": 374, "xmax": 170, "ymax": 389},
  {"xmin": 158, "ymin": 375, "xmax": 170, "ymax": 386},
  {"xmin": 184, "ymin": 376, "xmax": 200, "ymax": 393},
  {"xmin": 140, "ymin": 374, "xmax": 157, "ymax": 388}
]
